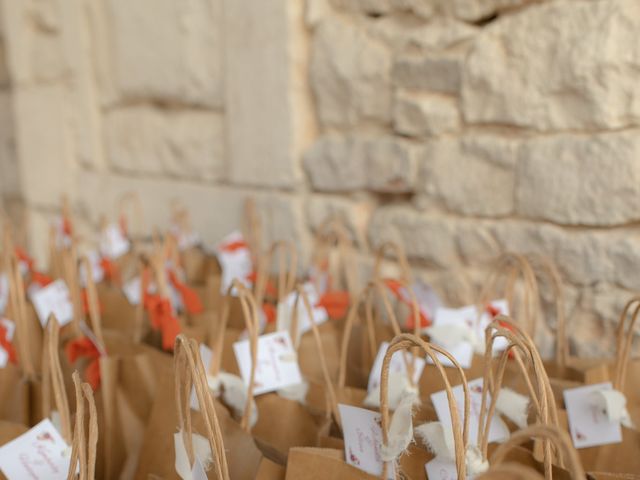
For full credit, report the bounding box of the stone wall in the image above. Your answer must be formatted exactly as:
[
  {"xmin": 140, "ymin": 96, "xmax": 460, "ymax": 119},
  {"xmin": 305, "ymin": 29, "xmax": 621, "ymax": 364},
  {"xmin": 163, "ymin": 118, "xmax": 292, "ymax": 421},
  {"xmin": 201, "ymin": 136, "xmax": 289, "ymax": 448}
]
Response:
[{"xmin": 1, "ymin": 0, "xmax": 639, "ymax": 356}]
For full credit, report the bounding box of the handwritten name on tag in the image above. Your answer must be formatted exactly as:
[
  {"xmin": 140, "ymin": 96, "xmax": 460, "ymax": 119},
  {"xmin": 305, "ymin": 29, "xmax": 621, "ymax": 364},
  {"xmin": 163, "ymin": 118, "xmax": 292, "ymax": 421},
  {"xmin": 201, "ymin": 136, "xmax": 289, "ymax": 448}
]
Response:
[
  {"xmin": 564, "ymin": 382, "xmax": 622, "ymax": 449},
  {"xmin": 367, "ymin": 341, "xmax": 426, "ymax": 393},
  {"xmin": 0, "ymin": 419, "xmax": 71, "ymax": 480},
  {"xmin": 30, "ymin": 280, "xmax": 74, "ymax": 327},
  {"xmin": 431, "ymin": 378, "xmax": 509, "ymax": 447},
  {"xmin": 233, "ymin": 331, "xmax": 302, "ymax": 395},
  {"xmin": 100, "ymin": 223, "xmax": 130, "ymax": 260},
  {"xmin": 339, "ymin": 404, "xmax": 394, "ymax": 479}
]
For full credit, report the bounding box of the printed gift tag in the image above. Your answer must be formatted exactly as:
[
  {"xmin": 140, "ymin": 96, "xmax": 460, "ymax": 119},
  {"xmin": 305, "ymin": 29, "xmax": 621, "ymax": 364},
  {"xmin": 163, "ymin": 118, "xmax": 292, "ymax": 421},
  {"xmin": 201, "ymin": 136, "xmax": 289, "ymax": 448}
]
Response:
[
  {"xmin": 30, "ymin": 279, "xmax": 74, "ymax": 327},
  {"xmin": 564, "ymin": 382, "xmax": 622, "ymax": 449},
  {"xmin": 216, "ymin": 231, "xmax": 253, "ymax": 295},
  {"xmin": 276, "ymin": 282, "xmax": 328, "ymax": 344},
  {"xmin": 431, "ymin": 378, "xmax": 509, "ymax": 447},
  {"xmin": 339, "ymin": 404, "xmax": 394, "ymax": 479},
  {"xmin": 0, "ymin": 419, "xmax": 71, "ymax": 480},
  {"xmin": 100, "ymin": 223, "xmax": 130, "ymax": 260},
  {"xmin": 425, "ymin": 457, "xmax": 462, "ymax": 480},
  {"xmin": 367, "ymin": 341, "xmax": 426, "ymax": 393},
  {"xmin": 233, "ymin": 331, "xmax": 302, "ymax": 395}
]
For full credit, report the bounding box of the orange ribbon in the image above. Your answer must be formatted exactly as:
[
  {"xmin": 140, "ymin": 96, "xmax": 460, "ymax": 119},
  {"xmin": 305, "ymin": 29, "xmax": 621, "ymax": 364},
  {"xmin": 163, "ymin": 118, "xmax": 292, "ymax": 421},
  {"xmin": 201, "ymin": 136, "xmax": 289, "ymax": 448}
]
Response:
[
  {"xmin": 0, "ymin": 323, "xmax": 16, "ymax": 365},
  {"xmin": 167, "ymin": 270, "xmax": 203, "ymax": 315},
  {"xmin": 220, "ymin": 239, "xmax": 249, "ymax": 253},
  {"xmin": 65, "ymin": 337, "xmax": 101, "ymax": 390},
  {"xmin": 262, "ymin": 303, "xmax": 276, "ymax": 324},
  {"xmin": 99, "ymin": 256, "xmax": 120, "ymax": 284},
  {"xmin": 31, "ymin": 270, "xmax": 54, "ymax": 288},
  {"xmin": 62, "ymin": 217, "xmax": 73, "ymax": 237},
  {"xmin": 14, "ymin": 247, "xmax": 34, "ymax": 271},
  {"xmin": 383, "ymin": 278, "xmax": 432, "ymax": 329},
  {"xmin": 314, "ymin": 291, "xmax": 350, "ymax": 320},
  {"xmin": 15, "ymin": 246, "xmax": 53, "ymax": 288},
  {"xmin": 144, "ymin": 294, "xmax": 180, "ymax": 351}
]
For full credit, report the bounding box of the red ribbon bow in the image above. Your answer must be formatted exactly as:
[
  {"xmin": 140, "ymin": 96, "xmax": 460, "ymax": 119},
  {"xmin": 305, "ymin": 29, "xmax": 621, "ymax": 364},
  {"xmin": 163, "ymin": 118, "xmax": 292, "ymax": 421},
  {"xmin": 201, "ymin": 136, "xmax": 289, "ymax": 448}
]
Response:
[
  {"xmin": 65, "ymin": 337, "xmax": 101, "ymax": 390},
  {"xmin": 314, "ymin": 291, "xmax": 350, "ymax": 320},
  {"xmin": 15, "ymin": 246, "xmax": 53, "ymax": 288},
  {"xmin": 144, "ymin": 294, "xmax": 181, "ymax": 351},
  {"xmin": 167, "ymin": 270, "xmax": 203, "ymax": 315},
  {"xmin": 262, "ymin": 303, "xmax": 277, "ymax": 324},
  {"xmin": 0, "ymin": 324, "xmax": 17, "ymax": 365},
  {"xmin": 221, "ymin": 239, "xmax": 249, "ymax": 253}
]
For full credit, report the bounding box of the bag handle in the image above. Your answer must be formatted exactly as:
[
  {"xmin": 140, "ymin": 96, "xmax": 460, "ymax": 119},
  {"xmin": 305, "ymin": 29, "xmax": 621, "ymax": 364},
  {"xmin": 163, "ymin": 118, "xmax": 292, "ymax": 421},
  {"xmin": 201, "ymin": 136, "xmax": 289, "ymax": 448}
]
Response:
[
  {"xmin": 66, "ymin": 371, "xmax": 98, "ymax": 480},
  {"xmin": 479, "ymin": 253, "xmax": 540, "ymax": 337},
  {"xmin": 254, "ymin": 240, "xmax": 298, "ymax": 306},
  {"xmin": 117, "ymin": 191, "xmax": 144, "ymax": 240},
  {"xmin": 61, "ymin": 245, "xmax": 83, "ymax": 336},
  {"xmin": 372, "ymin": 241, "xmax": 413, "ymax": 285},
  {"xmin": 613, "ymin": 296, "xmax": 640, "ymax": 392},
  {"xmin": 242, "ymin": 198, "xmax": 262, "ymax": 266},
  {"xmin": 292, "ymin": 285, "xmax": 341, "ymax": 426},
  {"xmin": 477, "ymin": 463, "xmax": 545, "ymax": 479},
  {"xmin": 525, "ymin": 255, "xmax": 568, "ymax": 370},
  {"xmin": 209, "ymin": 280, "xmax": 260, "ymax": 431},
  {"xmin": 478, "ymin": 318, "xmax": 560, "ymax": 478},
  {"xmin": 379, "ymin": 334, "xmax": 471, "ymax": 480},
  {"xmin": 489, "ymin": 425, "xmax": 585, "ymax": 479},
  {"xmin": 175, "ymin": 335, "xmax": 230, "ymax": 480},
  {"xmin": 78, "ymin": 256, "xmax": 106, "ymax": 353},
  {"xmin": 42, "ymin": 316, "xmax": 73, "ymax": 443},
  {"xmin": 311, "ymin": 217, "xmax": 359, "ymax": 298},
  {"xmin": 337, "ymin": 279, "xmax": 419, "ymax": 389},
  {"xmin": 7, "ymin": 253, "xmax": 36, "ymax": 377}
]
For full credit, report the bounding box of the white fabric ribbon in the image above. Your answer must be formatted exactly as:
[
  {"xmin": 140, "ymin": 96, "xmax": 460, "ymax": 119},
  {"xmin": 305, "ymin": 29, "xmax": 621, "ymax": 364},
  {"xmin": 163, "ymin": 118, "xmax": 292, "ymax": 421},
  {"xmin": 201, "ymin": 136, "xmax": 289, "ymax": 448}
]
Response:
[
  {"xmin": 364, "ymin": 374, "xmax": 418, "ymax": 410},
  {"xmin": 590, "ymin": 388, "xmax": 635, "ymax": 429},
  {"xmin": 380, "ymin": 391, "xmax": 419, "ymax": 462},
  {"xmin": 174, "ymin": 430, "xmax": 213, "ymax": 480},
  {"xmin": 496, "ymin": 388, "xmax": 530, "ymax": 429},
  {"xmin": 207, "ymin": 372, "xmax": 258, "ymax": 428}
]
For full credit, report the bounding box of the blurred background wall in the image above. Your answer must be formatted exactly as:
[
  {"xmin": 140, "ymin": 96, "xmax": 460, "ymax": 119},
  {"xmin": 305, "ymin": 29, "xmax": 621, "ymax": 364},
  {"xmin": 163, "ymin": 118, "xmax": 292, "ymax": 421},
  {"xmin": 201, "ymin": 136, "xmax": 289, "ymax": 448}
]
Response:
[{"xmin": 1, "ymin": 0, "xmax": 639, "ymax": 356}]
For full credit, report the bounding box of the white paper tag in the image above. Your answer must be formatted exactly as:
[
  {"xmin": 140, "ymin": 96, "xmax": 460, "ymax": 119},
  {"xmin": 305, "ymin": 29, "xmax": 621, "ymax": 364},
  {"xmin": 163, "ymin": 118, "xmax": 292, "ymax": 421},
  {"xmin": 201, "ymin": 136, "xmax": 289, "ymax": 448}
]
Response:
[
  {"xmin": 123, "ymin": 276, "xmax": 150, "ymax": 306},
  {"xmin": 79, "ymin": 250, "xmax": 105, "ymax": 287},
  {"xmin": 564, "ymin": 382, "xmax": 622, "ymax": 449},
  {"xmin": 190, "ymin": 344, "xmax": 214, "ymax": 410},
  {"xmin": 0, "ymin": 419, "xmax": 71, "ymax": 480},
  {"xmin": 425, "ymin": 457, "xmax": 464, "ymax": 480},
  {"xmin": 426, "ymin": 341, "xmax": 474, "ymax": 369},
  {"xmin": 100, "ymin": 223, "xmax": 130, "ymax": 260},
  {"xmin": 431, "ymin": 378, "xmax": 509, "ymax": 447},
  {"xmin": 339, "ymin": 404, "xmax": 395, "ymax": 479},
  {"xmin": 216, "ymin": 231, "xmax": 253, "ymax": 296},
  {"xmin": 191, "ymin": 458, "xmax": 208, "ymax": 480},
  {"xmin": 0, "ymin": 274, "xmax": 8, "ymax": 315},
  {"xmin": 233, "ymin": 331, "xmax": 303, "ymax": 395},
  {"xmin": 409, "ymin": 280, "xmax": 443, "ymax": 323},
  {"xmin": 30, "ymin": 279, "xmax": 74, "ymax": 328},
  {"xmin": 367, "ymin": 341, "xmax": 426, "ymax": 393},
  {"xmin": 276, "ymin": 283, "xmax": 328, "ymax": 344}
]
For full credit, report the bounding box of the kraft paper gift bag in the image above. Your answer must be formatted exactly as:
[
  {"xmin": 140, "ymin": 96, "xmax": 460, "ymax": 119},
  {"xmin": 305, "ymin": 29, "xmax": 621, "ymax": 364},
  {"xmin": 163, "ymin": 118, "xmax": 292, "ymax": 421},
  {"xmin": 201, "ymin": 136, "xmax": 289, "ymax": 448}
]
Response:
[
  {"xmin": 66, "ymin": 371, "xmax": 99, "ymax": 480},
  {"xmin": 174, "ymin": 334, "xmax": 264, "ymax": 480},
  {"xmin": 570, "ymin": 296, "xmax": 640, "ymax": 474}
]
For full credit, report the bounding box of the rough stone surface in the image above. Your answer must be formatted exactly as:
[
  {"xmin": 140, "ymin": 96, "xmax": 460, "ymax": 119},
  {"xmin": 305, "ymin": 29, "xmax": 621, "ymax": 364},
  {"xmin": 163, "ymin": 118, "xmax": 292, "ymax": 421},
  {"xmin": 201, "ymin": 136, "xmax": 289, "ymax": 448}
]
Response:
[
  {"xmin": 420, "ymin": 137, "xmax": 516, "ymax": 216},
  {"xmin": 516, "ymin": 131, "xmax": 640, "ymax": 226},
  {"xmin": 304, "ymin": 135, "xmax": 418, "ymax": 193},
  {"xmin": 106, "ymin": 0, "xmax": 223, "ymax": 107},
  {"xmin": 393, "ymin": 91, "xmax": 460, "ymax": 137},
  {"xmin": 462, "ymin": 0, "xmax": 640, "ymax": 131},
  {"xmin": 368, "ymin": 206, "xmax": 459, "ymax": 268},
  {"xmin": 306, "ymin": 195, "xmax": 373, "ymax": 247},
  {"xmin": 104, "ymin": 106, "xmax": 225, "ymax": 182},
  {"xmin": 311, "ymin": 17, "xmax": 392, "ymax": 127},
  {"xmin": 393, "ymin": 50, "xmax": 465, "ymax": 93}
]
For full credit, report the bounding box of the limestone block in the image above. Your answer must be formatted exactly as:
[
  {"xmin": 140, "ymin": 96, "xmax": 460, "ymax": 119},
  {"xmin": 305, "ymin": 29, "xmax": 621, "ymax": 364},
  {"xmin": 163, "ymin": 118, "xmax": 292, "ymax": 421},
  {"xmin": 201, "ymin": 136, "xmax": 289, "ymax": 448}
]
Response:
[
  {"xmin": 106, "ymin": 0, "xmax": 223, "ymax": 107},
  {"xmin": 419, "ymin": 136, "xmax": 517, "ymax": 216},
  {"xmin": 304, "ymin": 135, "xmax": 417, "ymax": 193},
  {"xmin": 104, "ymin": 106, "xmax": 225, "ymax": 182},
  {"xmin": 516, "ymin": 131, "xmax": 640, "ymax": 226},
  {"xmin": 393, "ymin": 91, "xmax": 460, "ymax": 137},
  {"xmin": 310, "ymin": 16, "xmax": 392, "ymax": 127},
  {"xmin": 368, "ymin": 206, "xmax": 459, "ymax": 268},
  {"xmin": 306, "ymin": 195, "xmax": 373, "ymax": 247},
  {"xmin": 462, "ymin": 0, "xmax": 640, "ymax": 130},
  {"xmin": 393, "ymin": 50, "xmax": 464, "ymax": 93}
]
